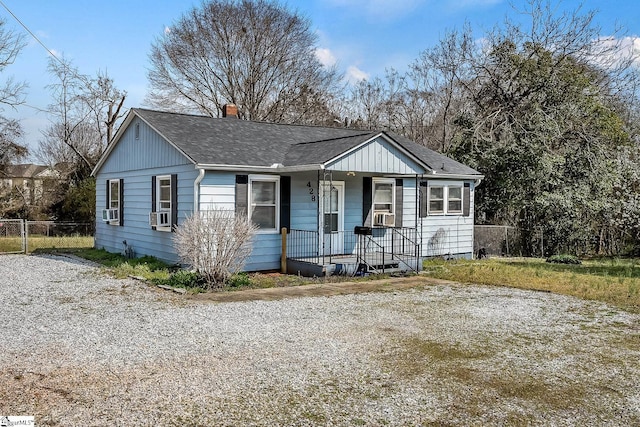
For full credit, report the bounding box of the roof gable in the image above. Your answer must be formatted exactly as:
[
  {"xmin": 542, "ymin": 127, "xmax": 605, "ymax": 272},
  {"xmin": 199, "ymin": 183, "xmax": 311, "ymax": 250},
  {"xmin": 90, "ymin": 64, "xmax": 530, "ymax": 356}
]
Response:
[{"xmin": 324, "ymin": 135, "xmax": 426, "ymax": 174}]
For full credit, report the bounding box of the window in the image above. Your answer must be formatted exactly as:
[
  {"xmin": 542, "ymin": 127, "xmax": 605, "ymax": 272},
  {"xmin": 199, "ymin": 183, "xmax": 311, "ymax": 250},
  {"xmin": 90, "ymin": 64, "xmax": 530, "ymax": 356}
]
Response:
[
  {"xmin": 373, "ymin": 180, "xmax": 394, "ymax": 213},
  {"xmin": 249, "ymin": 176, "xmax": 279, "ymax": 231},
  {"xmin": 427, "ymin": 184, "xmax": 464, "ymax": 215},
  {"xmin": 158, "ymin": 176, "xmax": 171, "ymax": 212},
  {"xmin": 151, "ymin": 175, "xmax": 176, "ymax": 231},
  {"xmin": 448, "ymin": 186, "xmax": 462, "ymax": 213},
  {"xmin": 103, "ymin": 179, "xmax": 121, "ymax": 225},
  {"xmin": 371, "ymin": 178, "xmax": 396, "ymax": 227},
  {"xmin": 428, "ymin": 187, "xmax": 444, "ymax": 214},
  {"xmin": 109, "ymin": 180, "xmax": 120, "ymax": 211}
]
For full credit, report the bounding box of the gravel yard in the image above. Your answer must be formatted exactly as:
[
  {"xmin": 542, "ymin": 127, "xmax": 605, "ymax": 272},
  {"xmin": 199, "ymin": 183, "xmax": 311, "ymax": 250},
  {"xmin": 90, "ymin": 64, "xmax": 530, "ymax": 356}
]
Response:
[{"xmin": 1, "ymin": 254, "xmax": 639, "ymax": 426}]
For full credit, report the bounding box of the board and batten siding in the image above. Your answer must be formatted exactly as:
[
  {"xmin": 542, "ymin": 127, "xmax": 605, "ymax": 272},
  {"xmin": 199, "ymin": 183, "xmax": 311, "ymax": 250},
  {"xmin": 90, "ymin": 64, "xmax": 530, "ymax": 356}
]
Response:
[
  {"xmin": 326, "ymin": 136, "xmax": 424, "ymax": 174},
  {"xmin": 95, "ymin": 164, "xmax": 198, "ymax": 264},
  {"xmin": 419, "ymin": 180, "xmax": 475, "ymax": 258},
  {"xmin": 99, "ymin": 117, "xmax": 193, "ymax": 173}
]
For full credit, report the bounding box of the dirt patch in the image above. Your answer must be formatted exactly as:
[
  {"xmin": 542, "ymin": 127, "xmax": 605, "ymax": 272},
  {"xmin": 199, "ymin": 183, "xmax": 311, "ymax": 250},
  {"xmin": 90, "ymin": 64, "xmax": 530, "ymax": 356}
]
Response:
[{"xmin": 189, "ymin": 274, "xmax": 456, "ymax": 302}]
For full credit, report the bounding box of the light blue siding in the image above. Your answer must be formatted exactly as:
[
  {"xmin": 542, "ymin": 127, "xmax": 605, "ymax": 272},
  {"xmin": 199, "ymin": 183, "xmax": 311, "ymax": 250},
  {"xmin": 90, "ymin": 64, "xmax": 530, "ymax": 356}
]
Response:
[
  {"xmin": 419, "ymin": 180, "xmax": 475, "ymax": 258},
  {"xmin": 199, "ymin": 172, "xmax": 236, "ymax": 211},
  {"xmin": 290, "ymin": 171, "xmax": 320, "ymax": 231},
  {"xmin": 195, "ymin": 170, "xmax": 285, "ymax": 271},
  {"xmin": 100, "ymin": 117, "xmax": 193, "ymax": 174},
  {"xmin": 326, "ymin": 136, "xmax": 425, "ymax": 174},
  {"xmin": 95, "ymin": 164, "xmax": 199, "ymax": 264}
]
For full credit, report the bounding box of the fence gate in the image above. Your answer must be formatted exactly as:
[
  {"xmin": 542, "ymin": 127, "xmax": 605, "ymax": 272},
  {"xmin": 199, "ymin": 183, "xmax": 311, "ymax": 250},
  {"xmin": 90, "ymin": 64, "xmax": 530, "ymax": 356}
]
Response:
[{"xmin": 0, "ymin": 219, "xmax": 26, "ymax": 254}]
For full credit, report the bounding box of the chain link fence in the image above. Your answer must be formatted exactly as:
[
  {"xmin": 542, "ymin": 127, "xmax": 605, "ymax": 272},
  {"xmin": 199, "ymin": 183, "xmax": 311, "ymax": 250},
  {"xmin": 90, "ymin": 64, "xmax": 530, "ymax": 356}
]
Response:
[
  {"xmin": 474, "ymin": 225, "xmax": 544, "ymax": 258},
  {"xmin": 0, "ymin": 220, "xmax": 94, "ymax": 254},
  {"xmin": 0, "ymin": 219, "xmax": 26, "ymax": 253}
]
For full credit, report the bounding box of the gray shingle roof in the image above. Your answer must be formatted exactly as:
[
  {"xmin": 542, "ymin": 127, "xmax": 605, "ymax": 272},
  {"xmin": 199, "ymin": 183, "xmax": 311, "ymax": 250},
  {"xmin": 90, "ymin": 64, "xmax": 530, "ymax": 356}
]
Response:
[{"xmin": 133, "ymin": 108, "xmax": 482, "ymax": 176}]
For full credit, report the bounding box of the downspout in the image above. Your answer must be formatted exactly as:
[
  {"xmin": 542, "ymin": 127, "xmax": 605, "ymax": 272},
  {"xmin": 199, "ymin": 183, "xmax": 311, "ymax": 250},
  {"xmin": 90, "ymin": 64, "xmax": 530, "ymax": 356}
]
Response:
[{"xmin": 193, "ymin": 167, "xmax": 205, "ymax": 213}]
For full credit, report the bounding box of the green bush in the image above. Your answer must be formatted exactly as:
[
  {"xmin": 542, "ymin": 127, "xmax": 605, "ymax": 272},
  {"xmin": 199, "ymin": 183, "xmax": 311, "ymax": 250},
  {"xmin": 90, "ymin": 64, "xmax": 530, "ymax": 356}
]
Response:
[
  {"xmin": 546, "ymin": 254, "xmax": 582, "ymax": 265},
  {"xmin": 154, "ymin": 270, "xmax": 205, "ymax": 289},
  {"xmin": 227, "ymin": 272, "xmax": 252, "ymax": 288}
]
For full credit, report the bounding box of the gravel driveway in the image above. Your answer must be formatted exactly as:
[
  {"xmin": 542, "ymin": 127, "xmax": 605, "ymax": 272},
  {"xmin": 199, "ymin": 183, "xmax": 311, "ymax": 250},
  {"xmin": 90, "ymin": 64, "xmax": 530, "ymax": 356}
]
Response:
[{"xmin": 1, "ymin": 254, "xmax": 639, "ymax": 426}]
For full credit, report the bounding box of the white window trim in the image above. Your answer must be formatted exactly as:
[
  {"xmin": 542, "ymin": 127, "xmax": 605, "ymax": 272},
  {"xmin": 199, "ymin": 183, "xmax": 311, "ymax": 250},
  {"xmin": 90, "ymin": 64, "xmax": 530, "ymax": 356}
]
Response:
[
  {"xmin": 447, "ymin": 186, "xmax": 463, "ymax": 214},
  {"xmin": 249, "ymin": 174, "xmax": 280, "ymax": 233},
  {"xmin": 107, "ymin": 179, "xmax": 120, "ymax": 225},
  {"xmin": 155, "ymin": 175, "xmax": 172, "ymax": 232},
  {"xmin": 427, "ymin": 186, "xmax": 445, "ymax": 215},
  {"xmin": 427, "ymin": 182, "xmax": 464, "ymax": 216},
  {"xmin": 372, "ymin": 177, "xmax": 396, "ymax": 215}
]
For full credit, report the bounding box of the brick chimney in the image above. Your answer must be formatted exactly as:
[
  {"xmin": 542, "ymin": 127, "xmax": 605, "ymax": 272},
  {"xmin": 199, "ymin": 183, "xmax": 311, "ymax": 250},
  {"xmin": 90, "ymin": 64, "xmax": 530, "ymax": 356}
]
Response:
[{"xmin": 222, "ymin": 103, "xmax": 238, "ymax": 118}]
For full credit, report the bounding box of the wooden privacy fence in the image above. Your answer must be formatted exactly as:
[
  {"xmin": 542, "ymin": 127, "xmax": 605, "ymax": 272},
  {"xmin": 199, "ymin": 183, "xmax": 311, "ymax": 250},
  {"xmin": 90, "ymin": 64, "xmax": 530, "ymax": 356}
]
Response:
[{"xmin": 0, "ymin": 220, "xmax": 94, "ymax": 254}]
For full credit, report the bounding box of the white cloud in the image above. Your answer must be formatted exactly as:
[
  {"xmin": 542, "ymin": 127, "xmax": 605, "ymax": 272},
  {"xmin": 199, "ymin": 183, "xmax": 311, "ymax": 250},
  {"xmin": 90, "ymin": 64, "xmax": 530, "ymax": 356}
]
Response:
[
  {"xmin": 590, "ymin": 36, "xmax": 640, "ymax": 69},
  {"xmin": 164, "ymin": 26, "xmax": 171, "ymax": 35},
  {"xmin": 315, "ymin": 48, "xmax": 337, "ymax": 67},
  {"xmin": 346, "ymin": 65, "xmax": 369, "ymax": 84},
  {"xmin": 48, "ymin": 49, "xmax": 61, "ymax": 59}
]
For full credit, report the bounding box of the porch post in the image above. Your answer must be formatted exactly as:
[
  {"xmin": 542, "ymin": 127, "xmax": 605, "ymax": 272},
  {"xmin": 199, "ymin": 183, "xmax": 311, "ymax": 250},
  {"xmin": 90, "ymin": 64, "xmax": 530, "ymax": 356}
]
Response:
[{"xmin": 281, "ymin": 227, "xmax": 287, "ymax": 273}]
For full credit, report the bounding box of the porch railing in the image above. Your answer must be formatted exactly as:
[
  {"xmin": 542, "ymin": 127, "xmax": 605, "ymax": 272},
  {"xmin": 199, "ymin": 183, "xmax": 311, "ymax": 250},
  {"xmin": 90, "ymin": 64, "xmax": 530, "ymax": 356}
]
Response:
[{"xmin": 287, "ymin": 227, "xmax": 421, "ymax": 275}]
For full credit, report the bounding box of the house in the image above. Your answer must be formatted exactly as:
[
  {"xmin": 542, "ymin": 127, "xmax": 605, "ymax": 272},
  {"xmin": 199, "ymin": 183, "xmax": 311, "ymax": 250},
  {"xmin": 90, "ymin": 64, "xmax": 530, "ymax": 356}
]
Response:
[
  {"xmin": 0, "ymin": 164, "xmax": 64, "ymax": 216},
  {"xmin": 92, "ymin": 106, "xmax": 483, "ymax": 275}
]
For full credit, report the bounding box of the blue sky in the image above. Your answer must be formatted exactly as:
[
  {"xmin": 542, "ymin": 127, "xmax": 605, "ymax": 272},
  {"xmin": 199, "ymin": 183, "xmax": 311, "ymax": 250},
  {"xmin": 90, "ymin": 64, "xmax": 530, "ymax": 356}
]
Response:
[{"xmin": 1, "ymin": 0, "xmax": 639, "ymax": 155}]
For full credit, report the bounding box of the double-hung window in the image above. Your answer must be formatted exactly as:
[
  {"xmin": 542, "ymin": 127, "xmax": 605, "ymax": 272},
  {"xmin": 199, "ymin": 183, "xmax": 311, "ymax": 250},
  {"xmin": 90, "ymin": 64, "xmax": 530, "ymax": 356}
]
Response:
[
  {"xmin": 427, "ymin": 184, "xmax": 464, "ymax": 215},
  {"xmin": 103, "ymin": 179, "xmax": 122, "ymax": 225},
  {"xmin": 447, "ymin": 186, "xmax": 462, "ymax": 214},
  {"xmin": 373, "ymin": 179, "xmax": 394, "ymax": 213},
  {"xmin": 151, "ymin": 174, "xmax": 176, "ymax": 231},
  {"xmin": 428, "ymin": 187, "xmax": 444, "ymax": 214},
  {"xmin": 109, "ymin": 180, "xmax": 120, "ymax": 211},
  {"xmin": 372, "ymin": 178, "xmax": 396, "ymax": 226},
  {"xmin": 249, "ymin": 175, "xmax": 279, "ymax": 232}
]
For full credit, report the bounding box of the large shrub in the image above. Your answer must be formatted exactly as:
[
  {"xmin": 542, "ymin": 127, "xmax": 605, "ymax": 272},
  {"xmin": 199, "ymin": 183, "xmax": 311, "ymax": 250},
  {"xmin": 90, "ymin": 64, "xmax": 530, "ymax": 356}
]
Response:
[{"xmin": 173, "ymin": 209, "xmax": 257, "ymax": 288}]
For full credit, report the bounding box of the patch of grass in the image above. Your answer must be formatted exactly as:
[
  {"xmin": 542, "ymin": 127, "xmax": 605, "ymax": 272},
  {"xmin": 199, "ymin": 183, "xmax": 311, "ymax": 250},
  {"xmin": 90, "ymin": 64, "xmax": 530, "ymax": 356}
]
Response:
[
  {"xmin": 546, "ymin": 254, "xmax": 581, "ymax": 264},
  {"xmin": 0, "ymin": 235, "xmax": 94, "ymax": 253},
  {"xmin": 423, "ymin": 257, "xmax": 640, "ymax": 312},
  {"xmin": 0, "ymin": 236, "xmax": 23, "ymax": 252},
  {"xmin": 151, "ymin": 270, "xmax": 205, "ymax": 291},
  {"xmin": 389, "ymin": 336, "xmax": 490, "ymax": 378}
]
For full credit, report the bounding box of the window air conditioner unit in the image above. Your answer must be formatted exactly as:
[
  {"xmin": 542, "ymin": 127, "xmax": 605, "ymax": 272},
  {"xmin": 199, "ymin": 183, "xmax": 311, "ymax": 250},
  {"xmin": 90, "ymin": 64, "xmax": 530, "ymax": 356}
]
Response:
[
  {"xmin": 102, "ymin": 208, "xmax": 119, "ymax": 222},
  {"xmin": 149, "ymin": 211, "xmax": 171, "ymax": 227},
  {"xmin": 373, "ymin": 212, "xmax": 395, "ymax": 227}
]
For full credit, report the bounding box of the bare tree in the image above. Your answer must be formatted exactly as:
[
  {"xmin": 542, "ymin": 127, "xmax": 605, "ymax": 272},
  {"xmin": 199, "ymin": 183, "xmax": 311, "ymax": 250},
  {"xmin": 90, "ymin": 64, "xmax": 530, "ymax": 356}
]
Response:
[
  {"xmin": 0, "ymin": 17, "xmax": 27, "ymax": 174},
  {"xmin": 173, "ymin": 209, "xmax": 257, "ymax": 288},
  {"xmin": 146, "ymin": 0, "xmax": 341, "ymax": 122},
  {"xmin": 36, "ymin": 56, "xmax": 126, "ymax": 182}
]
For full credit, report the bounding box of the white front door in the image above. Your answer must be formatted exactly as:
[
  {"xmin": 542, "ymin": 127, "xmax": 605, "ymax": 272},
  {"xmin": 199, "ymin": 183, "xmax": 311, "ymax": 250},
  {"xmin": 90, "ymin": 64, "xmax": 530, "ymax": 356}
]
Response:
[{"xmin": 320, "ymin": 181, "xmax": 344, "ymax": 255}]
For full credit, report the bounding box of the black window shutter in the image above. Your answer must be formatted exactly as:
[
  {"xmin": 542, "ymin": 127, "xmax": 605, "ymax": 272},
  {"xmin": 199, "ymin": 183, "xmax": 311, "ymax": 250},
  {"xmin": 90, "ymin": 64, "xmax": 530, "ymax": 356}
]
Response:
[
  {"xmin": 235, "ymin": 175, "xmax": 248, "ymax": 215},
  {"xmin": 463, "ymin": 182, "xmax": 471, "ymax": 217},
  {"xmin": 280, "ymin": 176, "xmax": 291, "ymax": 233},
  {"xmin": 363, "ymin": 177, "xmax": 372, "ymax": 226},
  {"xmin": 151, "ymin": 176, "xmax": 156, "ymax": 229},
  {"xmin": 419, "ymin": 181, "xmax": 428, "ymax": 218},
  {"xmin": 119, "ymin": 179, "xmax": 124, "ymax": 226},
  {"xmin": 395, "ymin": 178, "xmax": 403, "ymax": 227},
  {"xmin": 171, "ymin": 174, "xmax": 178, "ymax": 230},
  {"xmin": 105, "ymin": 180, "xmax": 110, "ymax": 210}
]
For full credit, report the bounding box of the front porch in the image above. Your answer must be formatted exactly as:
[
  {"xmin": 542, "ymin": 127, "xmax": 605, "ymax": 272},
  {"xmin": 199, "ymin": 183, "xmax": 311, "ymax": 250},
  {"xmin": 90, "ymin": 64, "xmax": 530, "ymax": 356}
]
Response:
[{"xmin": 285, "ymin": 227, "xmax": 422, "ymax": 277}]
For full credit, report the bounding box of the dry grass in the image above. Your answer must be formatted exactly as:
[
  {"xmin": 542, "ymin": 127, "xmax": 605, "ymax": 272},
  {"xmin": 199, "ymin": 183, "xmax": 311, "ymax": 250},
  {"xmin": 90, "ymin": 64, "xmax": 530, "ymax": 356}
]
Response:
[
  {"xmin": 0, "ymin": 236, "xmax": 94, "ymax": 253},
  {"xmin": 423, "ymin": 257, "xmax": 640, "ymax": 312}
]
